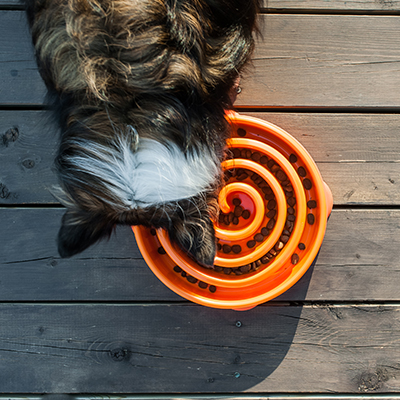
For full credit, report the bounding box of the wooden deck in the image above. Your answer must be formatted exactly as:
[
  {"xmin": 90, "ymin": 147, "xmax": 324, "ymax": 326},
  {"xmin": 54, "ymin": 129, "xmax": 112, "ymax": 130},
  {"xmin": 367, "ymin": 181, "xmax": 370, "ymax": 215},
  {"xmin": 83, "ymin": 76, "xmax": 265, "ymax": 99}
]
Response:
[{"xmin": 2, "ymin": 0, "xmax": 400, "ymax": 397}]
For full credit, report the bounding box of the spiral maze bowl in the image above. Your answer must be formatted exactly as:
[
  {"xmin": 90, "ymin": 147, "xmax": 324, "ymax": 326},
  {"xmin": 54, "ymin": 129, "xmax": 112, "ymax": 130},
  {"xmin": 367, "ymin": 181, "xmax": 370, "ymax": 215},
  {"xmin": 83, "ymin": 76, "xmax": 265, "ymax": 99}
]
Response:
[{"xmin": 132, "ymin": 113, "xmax": 333, "ymax": 310}]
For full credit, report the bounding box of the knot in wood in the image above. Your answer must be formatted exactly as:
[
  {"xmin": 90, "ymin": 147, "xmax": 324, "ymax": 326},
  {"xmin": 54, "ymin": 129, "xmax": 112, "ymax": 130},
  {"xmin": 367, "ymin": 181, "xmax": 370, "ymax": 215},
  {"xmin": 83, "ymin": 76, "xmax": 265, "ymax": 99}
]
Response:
[{"xmin": 109, "ymin": 347, "xmax": 128, "ymax": 362}]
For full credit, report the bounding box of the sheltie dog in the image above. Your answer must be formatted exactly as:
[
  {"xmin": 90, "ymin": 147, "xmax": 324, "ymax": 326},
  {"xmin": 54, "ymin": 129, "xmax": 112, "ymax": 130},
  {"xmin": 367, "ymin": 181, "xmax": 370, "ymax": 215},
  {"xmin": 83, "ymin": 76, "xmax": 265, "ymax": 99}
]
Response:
[{"xmin": 25, "ymin": 0, "xmax": 261, "ymax": 266}]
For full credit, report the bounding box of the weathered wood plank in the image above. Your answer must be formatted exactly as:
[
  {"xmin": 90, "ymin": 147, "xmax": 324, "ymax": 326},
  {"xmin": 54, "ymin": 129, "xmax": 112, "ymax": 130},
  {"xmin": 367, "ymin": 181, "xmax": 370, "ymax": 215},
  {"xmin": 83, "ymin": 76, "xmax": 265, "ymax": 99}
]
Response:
[
  {"xmin": 2, "ymin": 111, "xmax": 400, "ymax": 206},
  {"xmin": 4, "ymin": 11, "xmax": 400, "ymax": 108},
  {"xmin": 0, "ymin": 303, "xmax": 399, "ymax": 393},
  {"xmin": 263, "ymin": 0, "xmax": 400, "ymax": 11},
  {"xmin": 0, "ymin": 208, "xmax": 400, "ymax": 302}
]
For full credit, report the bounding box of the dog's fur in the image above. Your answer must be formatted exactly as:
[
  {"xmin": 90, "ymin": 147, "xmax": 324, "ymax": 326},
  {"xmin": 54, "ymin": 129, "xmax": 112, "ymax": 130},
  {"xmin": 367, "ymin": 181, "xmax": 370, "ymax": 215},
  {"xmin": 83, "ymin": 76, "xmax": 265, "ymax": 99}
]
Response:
[{"xmin": 25, "ymin": 0, "xmax": 260, "ymax": 266}]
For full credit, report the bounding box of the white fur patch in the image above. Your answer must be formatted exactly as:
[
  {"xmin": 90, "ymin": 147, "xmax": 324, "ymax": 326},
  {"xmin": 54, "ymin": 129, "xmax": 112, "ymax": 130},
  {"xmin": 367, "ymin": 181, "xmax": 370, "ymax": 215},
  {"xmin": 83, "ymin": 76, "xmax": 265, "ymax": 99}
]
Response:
[{"xmin": 66, "ymin": 136, "xmax": 220, "ymax": 208}]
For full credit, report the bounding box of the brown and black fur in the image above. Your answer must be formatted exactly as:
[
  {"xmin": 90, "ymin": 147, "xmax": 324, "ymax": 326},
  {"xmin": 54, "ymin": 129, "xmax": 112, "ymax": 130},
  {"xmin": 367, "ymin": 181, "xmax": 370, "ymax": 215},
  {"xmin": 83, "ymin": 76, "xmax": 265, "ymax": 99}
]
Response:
[{"xmin": 25, "ymin": 0, "xmax": 261, "ymax": 266}]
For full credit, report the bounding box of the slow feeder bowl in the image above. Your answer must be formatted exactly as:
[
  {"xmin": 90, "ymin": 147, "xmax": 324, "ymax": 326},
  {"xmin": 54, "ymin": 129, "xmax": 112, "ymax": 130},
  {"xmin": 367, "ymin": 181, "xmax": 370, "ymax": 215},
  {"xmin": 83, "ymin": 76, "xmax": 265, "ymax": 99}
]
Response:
[{"xmin": 132, "ymin": 112, "xmax": 333, "ymax": 310}]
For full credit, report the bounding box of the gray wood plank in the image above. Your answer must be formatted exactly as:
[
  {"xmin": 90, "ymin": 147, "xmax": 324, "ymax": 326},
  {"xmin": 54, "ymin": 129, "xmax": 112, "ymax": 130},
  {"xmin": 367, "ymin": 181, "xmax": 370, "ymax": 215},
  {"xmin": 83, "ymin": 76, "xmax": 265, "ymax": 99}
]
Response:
[
  {"xmin": 4, "ymin": 12, "xmax": 400, "ymax": 108},
  {"xmin": 1, "ymin": 208, "xmax": 400, "ymax": 302},
  {"xmin": 2, "ymin": 111, "xmax": 400, "ymax": 206},
  {"xmin": 0, "ymin": 303, "xmax": 399, "ymax": 393},
  {"xmin": 263, "ymin": 0, "xmax": 400, "ymax": 11}
]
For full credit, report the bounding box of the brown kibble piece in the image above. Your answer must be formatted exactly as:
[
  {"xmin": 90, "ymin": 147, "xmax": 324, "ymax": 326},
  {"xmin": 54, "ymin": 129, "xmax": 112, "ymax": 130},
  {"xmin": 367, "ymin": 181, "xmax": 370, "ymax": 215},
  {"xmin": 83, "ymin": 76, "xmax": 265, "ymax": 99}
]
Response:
[
  {"xmin": 237, "ymin": 128, "xmax": 246, "ymax": 137},
  {"xmin": 298, "ymin": 167, "xmax": 307, "ymax": 177},
  {"xmin": 287, "ymin": 197, "xmax": 296, "ymax": 207},
  {"xmin": 198, "ymin": 281, "xmax": 208, "ymax": 289},
  {"xmin": 298, "ymin": 242, "xmax": 306, "ymax": 250},
  {"xmin": 224, "ymin": 268, "xmax": 232, "ymax": 275},
  {"xmin": 158, "ymin": 247, "xmax": 166, "ymax": 255},
  {"xmin": 232, "ymin": 198, "xmax": 241, "ymax": 206},
  {"xmin": 289, "ymin": 154, "xmax": 298, "ymax": 163},
  {"xmin": 261, "ymin": 227, "xmax": 269, "ymax": 236},
  {"xmin": 307, "ymin": 200, "xmax": 317, "ymax": 209},
  {"xmin": 173, "ymin": 265, "xmax": 182, "ymax": 273},
  {"xmin": 287, "ymin": 207, "xmax": 295, "ymax": 215},
  {"xmin": 281, "ymin": 235, "xmax": 290, "ymax": 243},
  {"xmin": 267, "ymin": 199, "xmax": 277, "ymax": 210},
  {"xmin": 307, "ymin": 213, "xmax": 315, "ymax": 225},
  {"xmin": 254, "ymin": 233, "xmax": 264, "ymax": 242},
  {"xmin": 266, "ymin": 209, "xmax": 276, "ymax": 218},
  {"xmin": 237, "ymin": 172, "xmax": 249, "ymax": 181},
  {"xmin": 251, "ymin": 152, "xmax": 261, "ymax": 162},
  {"xmin": 267, "ymin": 219, "xmax": 276, "ymax": 230},
  {"xmin": 287, "ymin": 214, "xmax": 296, "ymax": 222},
  {"xmin": 222, "ymin": 244, "xmax": 232, "ymax": 253},
  {"xmin": 303, "ymin": 179, "xmax": 313, "ymax": 190},
  {"xmin": 247, "ymin": 240, "xmax": 256, "ymax": 248},
  {"xmin": 209, "ymin": 285, "xmax": 217, "ymax": 293},
  {"xmin": 240, "ymin": 264, "xmax": 251, "ymax": 273},
  {"xmin": 276, "ymin": 170, "xmax": 287, "ymax": 181},
  {"xmin": 232, "ymin": 244, "xmax": 242, "ymax": 254},
  {"xmin": 232, "ymin": 148, "xmax": 241, "ymax": 158},
  {"xmin": 260, "ymin": 156, "xmax": 268, "ymax": 164},
  {"xmin": 291, "ymin": 253, "xmax": 300, "ymax": 265},
  {"xmin": 242, "ymin": 210, "xmax": 251, "ymax": 219},
  {"xmin": 234, "ymin": 205, "xmax": 244, "ymax": 217},
  {"xmin": 232, "ymin": 216, "xmax": 239, "ymax": 225},
  {"xmin": 261, "ymin": 255, "xmax": 269, "ymax": 264},
  {"xmin": 187, "ymin": 275, "xmax": 198, "ymax": 284}
]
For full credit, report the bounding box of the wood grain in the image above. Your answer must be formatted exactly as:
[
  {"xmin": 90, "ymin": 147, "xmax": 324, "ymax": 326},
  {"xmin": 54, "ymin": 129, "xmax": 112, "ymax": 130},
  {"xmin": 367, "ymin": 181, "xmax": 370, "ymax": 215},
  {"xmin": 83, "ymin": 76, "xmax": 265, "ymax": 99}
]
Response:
[
  {"xmin": 4, "ymin": 12, "xmax": 400, "ymax": 108},
  {"xmin": 262, "ymin": 0, "xmax": 400, "ymax": 11},
  {"xmin": 0, "ymin": 303, "xmax": 399, "ymax": 393},
  {"xmin": 2, "ymin": 111, "xmax": 400, "ymax": 206},
  {"xmin": 1, "ymin": 208, "xmax": 399, "ymax": 302}
]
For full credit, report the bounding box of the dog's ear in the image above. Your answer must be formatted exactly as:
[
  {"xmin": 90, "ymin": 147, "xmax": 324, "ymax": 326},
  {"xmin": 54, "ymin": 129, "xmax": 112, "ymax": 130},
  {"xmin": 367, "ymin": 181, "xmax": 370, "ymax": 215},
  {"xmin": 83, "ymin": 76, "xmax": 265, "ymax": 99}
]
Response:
[
  {"xmin": 57, "ymin": 208, "xmax": 115, "ymax": 258},
  {"xmin": 167, "ymin": 212, "xmax": 217, "ymax": 268}
]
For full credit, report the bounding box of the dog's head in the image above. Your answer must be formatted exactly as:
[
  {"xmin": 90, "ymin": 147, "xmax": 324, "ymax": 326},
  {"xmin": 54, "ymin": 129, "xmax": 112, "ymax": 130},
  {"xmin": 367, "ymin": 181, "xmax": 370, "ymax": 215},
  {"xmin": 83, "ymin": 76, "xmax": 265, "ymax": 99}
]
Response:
[{"xmin": 55, "ymin": 123, "xmax": 223, "ymax": 267}]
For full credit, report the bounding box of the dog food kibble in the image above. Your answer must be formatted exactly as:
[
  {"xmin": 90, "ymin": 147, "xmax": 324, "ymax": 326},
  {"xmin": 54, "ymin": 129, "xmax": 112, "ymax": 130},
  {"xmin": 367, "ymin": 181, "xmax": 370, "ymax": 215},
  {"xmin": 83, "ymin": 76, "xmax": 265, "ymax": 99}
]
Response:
[
  {"xmin": 181, "ymin": 271, "xmax": 187, "ymax": 277},
  {"xmin": 232, "ymin": 216, "xmax": 239, "ymax": 225},
  {"xmin": 242, "ymin": 209, "xmax": 251, "ymax": 219},
  {"xmin": 289, "ymin": 154, "xmax": 298, "ymax": 163},
  {"xmin": 173, "ymin": 265, "xmax": 182, "ymax": 273},
  {"xmin": 261, "ymin": 255, "xmax": 269, "ymax": 264},
  {"xmin": 157, "ymin": 246, "xmax": 166, "ymax": 255},
  {"xmin": 267, "ymin": 199, "xmax": 277, "ymax": 210},
  {"xmin": 234, "ymin": 205, "xmax": 243, "ymax": 217},
  {"xmin": 224, "ymin": 268, "xmax": 232, "ymax": 275},
  {"xmin": 247, "ymin": 240, "xmax": 256, "ymax": 248},
  {"xmin": 187, "ymin": 275, "xmax": 198, "ymax": 284},
  {"xmin": 237, "ymin": 128, "xmax": 247, "ymax": 137},
  {"xmin": 232, "ymin": 244, "xmax": 242, "ymax": 254},
  {"xmin": 276, "ymin": 170, "xmax": 287, "ymax": 181},
  {"xmin": 267, "ymin": 218, "xmax": 276, "ymax": 230},
  {"xmin": 266, "ymin": 209, "xmax": 276, "ymax": 218},
  {"xmin": 251, "ymin": 152, "xmax": 261, "ymax": 162},
  {"xmin": 287, "ymin": 207, "xmax": 295, "ymax": 215},
  {"xmin": 198, "ymin": 281, "xmax": 208, "ymax": 289},
  {"xmin": 232, "ymin": 148, "xmax": 241, "ymax": 158},
  {"xmin": 303, "ymin": 178, "xmax": 313, "ymax": 190},
  {"xmin": 240, "ymin": 264, "xmax": 251, "ymax": 273},
  {"xmin": 222, "ymin": 244, "xmax": 232, "ymax": 253},
  {"xmin": 281, "ymin": 235, "xmax": 290, "ymax": 243},
  {"xmin": 298, "ymin": 167, "xmax": 307, "ymax": 177},
  {"xmin": 260, "ymin": 155, "xmax": 268, "ymax": 164},
  {"xmin": 287, "ymin": 196, "xmax": 296, "ymax": 207},
  {"xmin": 298, "ymin": 242, "xmax": 306, "ymax": 250},
  {"xmin": 232, "ymin": 198, "xmax": 241, "ymax": 206},
  {"xmin": 254, "ymin": 233, "xmax": 264, "ymax": 242},
  {"xmin": 214, "ymin": 266, "xmax": 223, "ymax": 272},
  {"xmin": 291, "ymin": 253, "xmax": 300, "ymax": 265},
  {"xmin": 307, "ymin": 213, "xmax": 315, "ymax": 225},
  {"xmin": 237, "ymin": 172, "xmax": 248, "ymax": 181},
  {"xmin": 209, "ymin": 285, "xmax": 217, "ymax": 293},
  {"xmin": 307, "ymin": 200, "xmax": 317, "ymax": 208},
  {"xmin": 261, "ymin": 227, "xmax": 269, "ymax": 236}
]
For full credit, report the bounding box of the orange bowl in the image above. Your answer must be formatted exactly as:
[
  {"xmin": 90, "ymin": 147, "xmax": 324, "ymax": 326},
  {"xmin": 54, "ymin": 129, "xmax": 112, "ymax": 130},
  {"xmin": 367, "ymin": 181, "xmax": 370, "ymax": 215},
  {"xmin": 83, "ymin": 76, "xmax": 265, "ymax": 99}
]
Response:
[{"xmin": 132, "ymin": 112, "xmax": 333, "ymax": 309}]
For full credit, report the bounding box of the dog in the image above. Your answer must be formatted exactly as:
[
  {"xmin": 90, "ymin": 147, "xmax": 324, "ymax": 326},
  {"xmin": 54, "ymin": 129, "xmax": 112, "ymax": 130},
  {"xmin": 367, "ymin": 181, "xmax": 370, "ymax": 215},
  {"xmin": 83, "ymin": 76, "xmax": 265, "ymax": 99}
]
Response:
[{"xmin": 25, "ymin": 0, "xmax": 261, "ymax": 267}]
